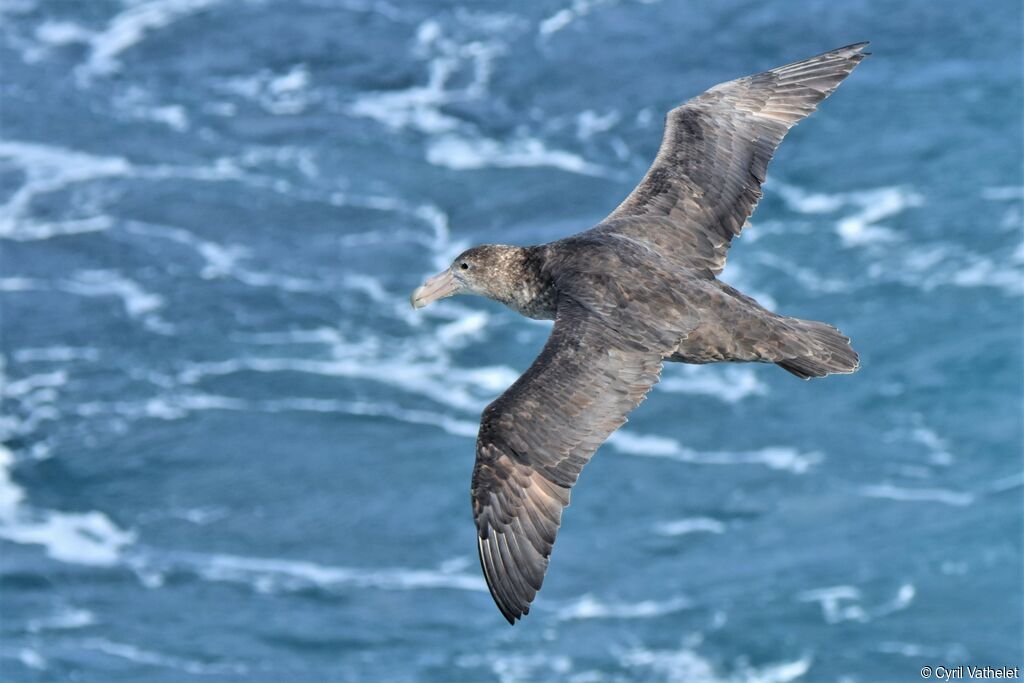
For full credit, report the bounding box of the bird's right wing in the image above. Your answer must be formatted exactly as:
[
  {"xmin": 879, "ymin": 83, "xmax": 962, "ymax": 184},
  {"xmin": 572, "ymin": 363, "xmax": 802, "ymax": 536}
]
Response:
[
  {"xmin": 598, "ymin": 43, "xmax": 869, "ymax": 274},
  {"xmin": 471, "ymin": 295, "xmax": 664, "ymax": 623}
]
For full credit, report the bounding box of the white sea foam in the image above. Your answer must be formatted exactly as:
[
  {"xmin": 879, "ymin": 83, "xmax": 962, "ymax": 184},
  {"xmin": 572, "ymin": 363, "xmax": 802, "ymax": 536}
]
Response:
[
  {"xmin": 75, "ymin": 390, "xmax": 480, "ymax": 439},
  {"xmin": 620, "ymin": 644, "xmax": 811, "ymax": 683},
  {"xmin": 796, "ymin": 585, "xmax": 866, "ymax": 623},
  {"xmin": 752, "ymin": 252, "xmax": 852, "ymax": 294},
  {"xmin": 35, "ymin": 20, "xmax": 93, "ymax": 46},
  {"xmin": 350, "ymin": 12, "xmax": 607, "ymax": 179},
  {"xmin": 0, "ymin": 141, "xmax": 130, "ymax": 240},
  {"xmin": 557, "ymin": 593, "xmax": 691, "ymax": 620},
  {"xmin": 539, "ymin": 0, "xmax": 645, "ymax": 37},
  {"xmin": 0, "ymin": 364, "xmax": 136, "ymax": 567},
  {"xmin": 657, "ymin": 365, "xmax": 768, "ymax": 403},
  {"xmin": 79, "ymin": 638, "xmax": 246, "ymax": 675},
  {"xmin": 457, "ymin": 652, "xmax": 572, "ymax": 683},
  {"xmin": 0, "ymin": 504, "xmax": 136, "ymax": 567},
  {"xmin": 77, "ymin": 0, "xmax": 225, "ymax": 80},
  {"xmin": 576, "ymin": 109, "xmax": 621, "ymax": 140},
  {"xmin": 426, "ymin": 134, "xmax": 609, "ymax": 176},
  {"xmin": 151, "ymin": 551, "xmax": 486, "ymax": 593},
  {"xmin": 111, "ymin": 88, "xmax": 190, "ymax": 131},
  {"xmin": 177, "ymin": 353, "xmax": 511, "ymax": 414},
  {"xmin": 0, "ymin": 276, "xmax": 41, "ymax": 291},
  {"xmin": 774, "ymin": 182, "xmax": 923, "ymax": 247},
  {"xmin": 13, "ymin": 346, "xmax": 100, "ymax": 363},
  {"xmin": 3, "ymin": 370, "xmax": 67, "ymax": 398},
  {"xmin": 61, "ymin": 270, "xmax": 163, "ymax": 317},
  {"xmin": 885, "ymin": 242, "xmax": 1024, "ymax": 297},
  {"xmin": 16, "ymin": 648, "xmax": 47, "ymax": 670},
  {"xmin": 654, "ymin": 517, "xmax": 727, "ymax": 536},
  {"xmin": 987, "ymin": 471, "xmax": 1024, "ymax": 493},
  {"xmin": 608, "ymin": 431, "xmax": 821, "ymax": 474},
  {"xmin": 835, "ymin": 188, "xmax": 922, "ymax": 246},
  {"xmin": 857, "ymin": 483, "xmax": 973, "ymax": 507},
  {"xmin": 27, "ymin": 607, "xmax": 96, "ymax": 633},
  {"xmin": 221, "ymin": 64, "xmax": 317, "ymax": 115},
  {"xmin": 124, "ymin": 222, "xmax": 249, "ymax": 279},
  {"xmin": 0, "ymin": 454, "xmax": 134, "ymax": 566},
  {"xmin": 538, "ymin": 9, "xmax": 575, "ymax": 36},
  {"xmin": 798, "ymin": 583, "xmax": 915, "ymax": 624},
  {"xmin": 0, "ymin": 140, "xmax": 277, "ymax": 242},
  {"xmin": 261, "ymin": 398, "xmax": 479, "ymax": 438},
  {"xmin": 126, "ymin": 220, "xmax": 323, "ymax": 292},
  {"xmin": 908, "ymin": 424, "xmax": 954, "ymax": 466},
  {"xmin": 349, "ymin": 15, "xmax": 507, "ymax": 134}
]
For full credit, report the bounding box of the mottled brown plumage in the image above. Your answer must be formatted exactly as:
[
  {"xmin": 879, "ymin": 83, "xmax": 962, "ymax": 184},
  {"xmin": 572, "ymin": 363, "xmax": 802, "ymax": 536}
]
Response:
[{"xmin": 411, "ymin": 43, "xmax": 867, "ymax": 623}]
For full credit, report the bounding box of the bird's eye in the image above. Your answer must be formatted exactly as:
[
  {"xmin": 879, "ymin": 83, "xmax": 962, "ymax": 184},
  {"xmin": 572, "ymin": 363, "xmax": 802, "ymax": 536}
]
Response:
[{"xmin": 460, "ymin": 262, "xmax": 470, "ymax": 271}]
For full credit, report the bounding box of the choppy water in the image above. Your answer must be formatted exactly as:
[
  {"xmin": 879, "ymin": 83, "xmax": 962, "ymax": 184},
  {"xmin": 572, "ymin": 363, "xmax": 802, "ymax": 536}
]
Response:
[{"xmin": 1, "ymin": 1, "xmax": 1022, "ymax": 681}]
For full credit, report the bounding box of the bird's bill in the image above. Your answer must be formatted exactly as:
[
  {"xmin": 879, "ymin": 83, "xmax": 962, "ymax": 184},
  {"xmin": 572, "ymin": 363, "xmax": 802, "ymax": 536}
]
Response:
[{"xmin": 411, "ymin": 269, "xmax": 459, "ymax": 309}]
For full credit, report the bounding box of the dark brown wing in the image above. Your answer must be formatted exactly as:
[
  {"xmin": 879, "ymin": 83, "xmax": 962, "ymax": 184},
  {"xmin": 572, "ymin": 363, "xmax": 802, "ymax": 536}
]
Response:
[
  {"xmin": 471, "ymin": 296, "xmax": 663, "ymax": 623},
  {"xmin": 600, "ymin": 43, "xmax": 869, "ymax": 274}
]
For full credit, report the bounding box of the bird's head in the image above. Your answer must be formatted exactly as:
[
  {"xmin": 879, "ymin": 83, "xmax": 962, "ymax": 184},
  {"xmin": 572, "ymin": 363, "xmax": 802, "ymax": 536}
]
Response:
[{"xmin": 411, "ymin": 244, "xmax": 522, "ymax": 309}]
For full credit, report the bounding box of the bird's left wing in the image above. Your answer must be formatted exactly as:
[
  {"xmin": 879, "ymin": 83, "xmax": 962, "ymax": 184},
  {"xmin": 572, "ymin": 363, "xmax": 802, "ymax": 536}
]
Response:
[
  {"xmin": 597, "ymin": 43, "xmax": 868, "ymax": 274},
  {"xmin": 472, "ymin": 295, "xmax": 664, "ymax": 623}
]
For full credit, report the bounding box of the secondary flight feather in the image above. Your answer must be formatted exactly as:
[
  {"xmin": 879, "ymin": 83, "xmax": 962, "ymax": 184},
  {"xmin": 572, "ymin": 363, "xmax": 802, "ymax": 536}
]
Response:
[{"xmin": 410, "ymin": 43, "xmax": 868, "ymax": 623}]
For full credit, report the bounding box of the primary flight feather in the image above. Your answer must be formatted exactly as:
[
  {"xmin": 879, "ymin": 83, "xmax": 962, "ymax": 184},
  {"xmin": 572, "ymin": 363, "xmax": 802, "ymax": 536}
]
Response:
[{"xmin": 411, "ymin": 43, "xmax": 868, "ymax": 623}]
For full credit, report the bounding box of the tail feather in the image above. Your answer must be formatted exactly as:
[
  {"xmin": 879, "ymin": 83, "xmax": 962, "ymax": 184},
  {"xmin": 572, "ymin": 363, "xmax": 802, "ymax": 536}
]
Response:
[{"xmin": 776, "ymin": 319, "xmax": 859, "ymax": 380}]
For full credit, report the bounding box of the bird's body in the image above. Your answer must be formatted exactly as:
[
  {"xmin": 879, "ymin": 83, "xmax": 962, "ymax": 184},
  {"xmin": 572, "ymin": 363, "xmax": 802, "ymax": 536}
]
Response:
[{"xmin": 411, "ymin": 43, "xmax": 869, "ymax": 623}]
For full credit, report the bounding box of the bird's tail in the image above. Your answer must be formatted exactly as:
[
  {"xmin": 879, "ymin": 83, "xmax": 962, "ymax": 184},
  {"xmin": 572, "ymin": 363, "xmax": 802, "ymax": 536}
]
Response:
[{"xmin": 775, "ymin": 319, "xmax": 859, "ymax": 379}]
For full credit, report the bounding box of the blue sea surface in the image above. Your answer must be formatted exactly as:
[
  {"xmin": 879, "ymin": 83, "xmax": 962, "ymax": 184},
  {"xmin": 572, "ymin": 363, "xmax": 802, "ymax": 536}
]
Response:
[{"xmin": 1, "ymin": 1, "xmax": 1022, "ymax": 681}]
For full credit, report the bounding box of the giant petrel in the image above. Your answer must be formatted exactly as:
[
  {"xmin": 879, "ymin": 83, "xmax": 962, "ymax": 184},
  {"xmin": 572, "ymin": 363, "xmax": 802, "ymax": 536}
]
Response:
[{"xmin": 411, "ymin": 43, "xmax": 867, "ymax": 623}]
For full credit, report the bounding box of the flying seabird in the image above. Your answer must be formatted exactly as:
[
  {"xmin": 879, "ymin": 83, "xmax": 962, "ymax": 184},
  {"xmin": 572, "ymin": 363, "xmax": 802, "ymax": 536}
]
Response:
[{"xmin": 411, "ymin": 43, "xmax": 867, "ymax": 623}]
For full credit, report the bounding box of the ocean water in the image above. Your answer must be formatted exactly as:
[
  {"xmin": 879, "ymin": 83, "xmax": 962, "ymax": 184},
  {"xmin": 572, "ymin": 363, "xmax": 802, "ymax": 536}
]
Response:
[{"xmin": 0, "ymin": 0, "xmax": 1021, "ymax": 681}]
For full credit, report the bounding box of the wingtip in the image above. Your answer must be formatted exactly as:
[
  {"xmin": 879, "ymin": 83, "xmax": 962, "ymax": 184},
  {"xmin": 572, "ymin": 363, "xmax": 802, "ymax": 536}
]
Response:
[
  {"xmin": 837, "ymin": 41, "xmax": 871, "ymax": 57},
  {"xmin": 478, "ymin": 534, "xmax": 528, "ymax": 625}
]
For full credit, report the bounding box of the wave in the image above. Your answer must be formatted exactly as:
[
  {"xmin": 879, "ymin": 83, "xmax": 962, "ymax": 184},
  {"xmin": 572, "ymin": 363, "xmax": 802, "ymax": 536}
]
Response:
[
  {"xmin": 773, "ymin": 182, "xmax": 924, "ymax": 247},
  {"xmin": 27, "ymin": 607, "xmax": 96, "ymax": 633},
  {"xmin": 14, "ymin": 648, "xmax": 47, "ymax": 671},
  {"xmin": 657, "ymin": 365, "xmax": 768, "ymax": 403},
  {"xmin": 176, "ymin": 351, "xmax": 512, "ymax": 414},
  {"xmin": 134, "ymin": 550, "xmax": 487, "ymax": 594},
  {"xmin": 0, "ymin": 357, "xmax": 137, "ymax": 568},
  {"xmin": 1, "ymin": 269, "xmax": 170, "ymax": 332},
  {"xmin": 348, "ymin": 13, "xmax": 611, "ymax": 178},
  {"xmin": 218, "ymin": 64, "xmax": 317, "ymax": 116},
  {"xmin": 654, "ymin": 517, "xmax": 727, "ymax": 536},
  {"xmin": 798, "ymin": 583, "xmax": 915, "ymax": 625},
  {"xmin": 426, "ymin": 134, "xmax": 611, "ymax": 177},
  {"xmin": 0, "ymin": 141, "xmax": 130, "ymax": 241},
  {"xmin": 608, "ymin": 431, "xmax": 821, "ymax": 474},
  {"xmin": 857, "ymin": 483, "xmax": 973, "ymax": 507},
  {"xmin": 0, "ymin": 445, "xmax": 136, "ymax": 566},
  {"xmin": 347, "ymin": 16, "xmax": 508, "ymax": 135},
  {"xmin": 73, "ymin": 390, "xmax": 480, "ymax": 440},
  {"xmin": 13, "ymin": 346, "xmax": 100, "ymax": 363},
  {"xmin": 0, "ymin": 140, "xmax": 249, "ymax": 243},
  {"xmin": 619, "ymin": 645, "xmax": 811, "ymax": 683},
  {"xmin": 556, "ymin": 593, "xmax": 691, "ymax": 620},
  {"xmin": 539, "ymin": 0, "xmax": 656, "ymax": 38},
  {"xmin": 455, "ymin": 652, "xmax": 573, "ymax": 683},
  {"xmin": 77, "ymin": 638, "xmax": 246, "ymax": 676},
  {"xmin": 769, "ymin": 181, "xmax": 1022, "ymax": 297},
  {"xmin": 76, "ymin": 0, "xmax": 226, "ymax": 81}
]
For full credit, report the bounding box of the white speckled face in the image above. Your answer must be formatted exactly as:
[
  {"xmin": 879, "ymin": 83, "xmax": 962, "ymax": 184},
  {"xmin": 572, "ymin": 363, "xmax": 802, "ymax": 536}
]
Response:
[{"xmin": 411, "ymin": 245, "xmax": 521, "ymax": 309}]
